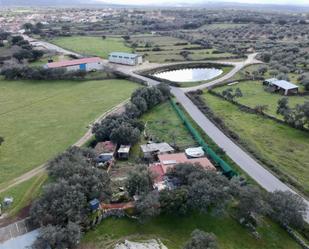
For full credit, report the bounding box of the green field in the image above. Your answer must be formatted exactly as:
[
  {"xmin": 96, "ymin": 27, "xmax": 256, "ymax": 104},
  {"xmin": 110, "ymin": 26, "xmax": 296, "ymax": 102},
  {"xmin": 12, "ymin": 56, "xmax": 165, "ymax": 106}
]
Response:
[
  {"xmin": 129, "ymin": 101, "xmax": 197, "ymax": 161},
  {"xmin": 81, "ymin": 213, "xmax": 301, "ymax": 249},
  {"xmin": 51, "ymin": 36, "xmax": 132, "ymax": 58},
  {"xmin": 0, "ymin": 79, "xmax": 137, "ymax": 187},
  {"xmin": 131, "ymin": 35, "xmax": 236, "ymax": 63},
  {"xmin": 0, "ymin": 173, "xmax": 47, "ymax": 218},
  {"xmin": 202, "ymin": 92, "xmax": 309, "ymax": 195},
  {"xmin": 214, "ymin": 81, "xmax": 309, "ymax": 118}
]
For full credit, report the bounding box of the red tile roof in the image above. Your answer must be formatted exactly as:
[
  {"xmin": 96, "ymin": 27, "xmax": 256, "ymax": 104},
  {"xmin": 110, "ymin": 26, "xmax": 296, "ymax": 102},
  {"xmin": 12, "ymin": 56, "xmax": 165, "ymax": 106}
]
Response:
[
  {"xmin": 95, "ymin": 141, "xmax": 117, "ymax": 155},
  {"xmin": 150, "ymin": 153, "xmax": 216, "ymax": 184},
  {"xmin": 149, "ymin": 163, "xmax": 165, "ymax": 183},
  {"xmin": 158, "ymin": 153, "xmax": 216, "ymax": 172},
  {"xmin": 47, "ymin": 57, "xmax": 103, "ymax": 68},
  {"xmin": 100, "ymin": 202, "xmax": 134, "ymax": 210}
]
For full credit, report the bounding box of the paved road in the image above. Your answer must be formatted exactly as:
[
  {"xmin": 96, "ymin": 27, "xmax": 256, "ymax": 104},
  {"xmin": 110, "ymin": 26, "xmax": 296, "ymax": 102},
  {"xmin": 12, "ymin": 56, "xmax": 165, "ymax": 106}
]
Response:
[
  {"xmin": 171, "ymin": 87, "xmax": 309, "ymax": 222},
  {"xmin": 23, "ymin": 35, "xmax": 81, "ymax": 57},
  {"xmin": 122, "ymin": 54, "xmax": 309, "ymax": 223},
  {"xmin": 4, "ymin": 37, "xmax": 309, "ymax": 223}
]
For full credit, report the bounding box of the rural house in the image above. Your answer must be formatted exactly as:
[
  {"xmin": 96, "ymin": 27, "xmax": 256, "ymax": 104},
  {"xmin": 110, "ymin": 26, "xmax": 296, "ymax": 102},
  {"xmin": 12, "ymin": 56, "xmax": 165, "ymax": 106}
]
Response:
[{"xmin": 150, "ymin": 153, "xmax": 216, "ymax": 191}]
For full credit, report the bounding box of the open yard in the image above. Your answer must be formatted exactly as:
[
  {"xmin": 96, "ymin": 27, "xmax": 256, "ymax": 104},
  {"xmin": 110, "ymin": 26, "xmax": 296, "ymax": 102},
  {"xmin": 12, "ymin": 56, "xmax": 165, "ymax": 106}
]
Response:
[
  {"xmin": 202, "ymin": 92, "xmax": 309, "ymax": 196},
  {"xmin": 81, "ymin": 213, "xmax": 301, "ymax": 249},
  {"xmin": 213, "ymin": 81, "xmax": 309, "ymax": 118},
  {"xmin": 51, "ymin": 36, "xmax": 132, "ymax": 58},
  {"xmin": 0, "ymin": 79, "xmax": 137, "ymax": 188},
  {"xmin": 128, "ymin": 101, "xmax": 197, "ymax": 162},
  {"xmin": 0, "ymin": 173, "xmax": 47, "ymax": 219}
]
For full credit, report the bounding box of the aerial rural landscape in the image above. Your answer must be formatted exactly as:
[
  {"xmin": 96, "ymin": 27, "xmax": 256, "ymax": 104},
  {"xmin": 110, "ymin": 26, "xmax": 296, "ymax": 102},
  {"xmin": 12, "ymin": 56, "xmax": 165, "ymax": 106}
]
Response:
[{"xmin": 0, "ymin": 0, "xmax": 309, "ymax": 248}]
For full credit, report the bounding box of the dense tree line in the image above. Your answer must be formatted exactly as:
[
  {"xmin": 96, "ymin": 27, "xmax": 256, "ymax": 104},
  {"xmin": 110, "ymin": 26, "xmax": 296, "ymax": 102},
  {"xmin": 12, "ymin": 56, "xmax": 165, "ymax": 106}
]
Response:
[
  {"xmin": 92, "ymin": 84, "xmax": 171, "ymax": 145},
  {"xmin": 1, "ymin": 67, "xmax": 86, "ymax": 80},
  {"xmin": 0, "ymin": 33, "xmax": 44, "ymax": 62},
  {"xmin": 31, "ymin": 147, "xmax": 111, "ymax": 249},
  {"xmin": 128, "ymin": 164, "xmax": 306, "ymax": 231}
]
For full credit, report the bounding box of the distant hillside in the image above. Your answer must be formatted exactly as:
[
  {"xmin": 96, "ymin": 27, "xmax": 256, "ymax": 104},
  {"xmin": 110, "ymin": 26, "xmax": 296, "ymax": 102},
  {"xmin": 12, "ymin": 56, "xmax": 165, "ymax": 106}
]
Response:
[{"xmin": 1, "ymin": 0, "xmax": 308, "ymax": 12}]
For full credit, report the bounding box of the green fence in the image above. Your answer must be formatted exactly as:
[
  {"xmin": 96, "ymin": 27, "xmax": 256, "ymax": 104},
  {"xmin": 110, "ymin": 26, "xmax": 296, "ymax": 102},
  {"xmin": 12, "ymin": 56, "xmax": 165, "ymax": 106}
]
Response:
[{"xmin": 170, "ymin": 99, "xmax": 237, "ymax": 178}]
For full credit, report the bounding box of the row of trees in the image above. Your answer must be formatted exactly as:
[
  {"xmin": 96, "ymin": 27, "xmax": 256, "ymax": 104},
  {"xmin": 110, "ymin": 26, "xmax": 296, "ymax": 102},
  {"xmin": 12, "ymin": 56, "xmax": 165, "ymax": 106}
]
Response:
[
  {"xmin": 277, "ymin": 98, "xmax": 309, "ymax": 129},
  {"xmin": 0, "ymin": 34, "xmax": 45, "ymax": 62},
  {"xmin": 221, "ymin": 88, "xmax": 243, "ymax": 101},
  {"xmin": 92, "ymin": 84, "xmax": 171, "ymax": 145},
  {"xmin": 126, "ymin": 164, "xmax": 306, "ymax": 231},
  {"xmin": 1, "ymin": 67, "xmax": 86, "ymax": 80},
  {"xmin": 31, "ymin": 147, "xmax": 111, "ymax": 249}
]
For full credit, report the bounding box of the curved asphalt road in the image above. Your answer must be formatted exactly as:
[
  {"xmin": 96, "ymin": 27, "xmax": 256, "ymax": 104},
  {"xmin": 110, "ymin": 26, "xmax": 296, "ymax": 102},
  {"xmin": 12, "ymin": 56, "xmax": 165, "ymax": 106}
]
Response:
[
  {"xmin": 125, "ymin": 55, "xmax": 309, "ymax": 222},
  {"xmin": 8, "ymin": 37, "xmax": 309, "ymax": 222}
]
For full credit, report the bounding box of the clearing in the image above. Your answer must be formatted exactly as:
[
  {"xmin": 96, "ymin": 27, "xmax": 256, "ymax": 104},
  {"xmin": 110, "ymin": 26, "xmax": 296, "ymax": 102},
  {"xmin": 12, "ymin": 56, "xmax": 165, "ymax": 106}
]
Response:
[
  {"xmin": 201, "ymin": 92, "xmax": 309, "ymax": 196},
  {"xmin": 50, "ymin": 36, "xmax": 132, "ymax": 58},
  {"xmin": 81, "ymin": 213, "xmax": 301, "ymax": 249},
  {"xmin": 213, "ymin": 81, "xmax": 309, "ymax": 118},
  {"xmin": 0, "ymin": 79, "xmax": 138, "ymax": 188}
]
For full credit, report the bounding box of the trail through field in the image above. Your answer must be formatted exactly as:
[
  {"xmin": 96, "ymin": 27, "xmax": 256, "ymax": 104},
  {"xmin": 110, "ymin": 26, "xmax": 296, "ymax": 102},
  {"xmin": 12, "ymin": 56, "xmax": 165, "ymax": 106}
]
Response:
[{"xmin": 0, "ymin": 100, "xmax": 129, "ymax": 194}]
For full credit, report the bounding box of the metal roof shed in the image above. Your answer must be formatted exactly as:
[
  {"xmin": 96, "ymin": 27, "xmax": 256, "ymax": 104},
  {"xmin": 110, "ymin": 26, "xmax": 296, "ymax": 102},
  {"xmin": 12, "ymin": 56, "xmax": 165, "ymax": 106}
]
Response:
[{"xmin": 264, "ymin": 78, "xmax": 299, "ymax": 95}]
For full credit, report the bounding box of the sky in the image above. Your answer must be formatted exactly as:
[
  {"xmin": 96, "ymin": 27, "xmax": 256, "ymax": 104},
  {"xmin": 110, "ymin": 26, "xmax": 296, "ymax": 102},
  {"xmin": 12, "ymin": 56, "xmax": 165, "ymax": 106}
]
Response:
[{"xmin": 98, "ymin": 0, "xmax": 309, "ymax": 5}]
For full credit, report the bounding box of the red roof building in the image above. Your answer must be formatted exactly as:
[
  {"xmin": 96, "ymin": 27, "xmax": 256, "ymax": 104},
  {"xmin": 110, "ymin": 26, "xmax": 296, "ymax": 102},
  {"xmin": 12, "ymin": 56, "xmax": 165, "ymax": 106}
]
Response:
[
  {"xmin": 158, "ymin": 153, "xmax": 216, "ymax": 172},
  {"xmin": 94, "ymin": 141, "xmax": 117, "ymax": 155},
  {"xmin": 46, "ymin": 57, "xmax": 103, "ymax": 69},
  {"xmin": 149, "ymin": 153, "xmax": 216, "ymax": 189}
]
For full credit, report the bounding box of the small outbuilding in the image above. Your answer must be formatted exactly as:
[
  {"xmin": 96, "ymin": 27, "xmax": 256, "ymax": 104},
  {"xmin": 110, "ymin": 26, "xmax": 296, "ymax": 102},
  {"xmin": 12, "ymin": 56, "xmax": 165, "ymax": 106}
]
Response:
[
  {"xmin": 108, "ymin": 52, "xmax": 143, "ymax": 66},
  {"xmin": 263, "ymin": 78, "xmax": 299, "ymax": 95},
  {"xmin": 94, "ymin": 141, "xmax": 117, "ymax": 155},
  {"xmin": 140, "ymin": 142, "xmax": 175, "ymax": 159},
  {"xmin": 117, "ymin": 145, "xmax": 131, "ymax": 159}
]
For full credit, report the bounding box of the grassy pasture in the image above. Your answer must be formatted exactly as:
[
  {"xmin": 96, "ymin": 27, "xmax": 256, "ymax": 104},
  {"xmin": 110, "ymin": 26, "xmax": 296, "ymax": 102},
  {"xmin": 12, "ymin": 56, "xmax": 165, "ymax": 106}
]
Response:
[
  {"xmin": 51, "ymin": 36, "xmax": 131, "ymax": 58},
  {"xmin": 0, "ymin": 173, "xmax": 47, "ymax": 218},
  {"xmin": 213, "ymin": 81, "xmax": 309, "ymax": 118},
  {"xmin": 81, "ymin": 213, "xmax": 301, "ymax": 249},
  {"xmin": 0, "ymin": 79, "xmax": 137, "ymax": 187},
  {"xmin": 129, "ymin": 101, "xmax": 197, "ymax": 161},
  {"xmin": 130, "ymin": 35, "xmax": 236, "ymax": 63},
  {"xmin": 202, "ymin": 92, "xmax": 309, "ymax": 196}
]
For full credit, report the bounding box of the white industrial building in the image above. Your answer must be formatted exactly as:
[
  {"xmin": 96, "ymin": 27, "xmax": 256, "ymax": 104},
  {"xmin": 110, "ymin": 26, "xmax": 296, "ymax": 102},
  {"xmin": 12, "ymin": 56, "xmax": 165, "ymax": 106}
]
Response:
[
  {"xmin": 45, "ymin": 57, "xmax": 104, "ymax": 72},
  {"xmin": 108, "ymin": 52, "xmax": 143, "ymax": 66}
]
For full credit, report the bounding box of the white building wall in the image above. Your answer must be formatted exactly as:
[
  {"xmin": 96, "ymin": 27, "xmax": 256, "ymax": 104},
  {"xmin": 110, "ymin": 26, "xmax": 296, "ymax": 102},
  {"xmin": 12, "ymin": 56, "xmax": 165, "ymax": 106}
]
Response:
[
  {"xmin": 109, "ymin": 55, "xmax": 143, "ymax": 66},
  {"xmin": 48, "ymin": 62, "xmax": 104, "ymax": 72},
  {"xmin": 86, "ymin": 62, "xmax": 104, "ymax": 71}
]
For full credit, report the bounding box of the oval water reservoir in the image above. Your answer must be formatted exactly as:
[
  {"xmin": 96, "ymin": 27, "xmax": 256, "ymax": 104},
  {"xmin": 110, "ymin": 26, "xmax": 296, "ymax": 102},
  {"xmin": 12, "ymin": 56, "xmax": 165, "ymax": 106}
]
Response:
[{"xmin": 153, "ymin": 68, "xmax": 223, "ymax": 83}]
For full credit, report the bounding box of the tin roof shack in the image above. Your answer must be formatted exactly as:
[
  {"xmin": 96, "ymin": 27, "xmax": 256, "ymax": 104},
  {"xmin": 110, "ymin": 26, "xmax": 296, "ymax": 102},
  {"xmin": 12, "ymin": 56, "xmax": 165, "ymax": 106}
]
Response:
[
  {"xmin": 89, "ymin": 198, "xmax": 100, "ymax": 211},
  {"xmin": 117, "ymin": 145, "xmax": 131, "ymax": 160},
  {"xmin": 140, "ymin": 142, "xmax": 174, "ymax": 159},
  {"xmin": 264, "ymin": 78, "xmax": 299, "ymax": 95},
  {"xmin": 94, "ymin": 141, "xmax": 117, "ymax": 155}
]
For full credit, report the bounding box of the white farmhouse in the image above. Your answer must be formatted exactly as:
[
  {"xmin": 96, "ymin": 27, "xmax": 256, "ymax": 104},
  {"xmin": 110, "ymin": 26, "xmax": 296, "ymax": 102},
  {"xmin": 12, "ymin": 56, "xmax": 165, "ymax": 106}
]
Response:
[
  {"xmin": 45, "ymin": 57, "xmax": 104, "ymax": 72},
  {"xmin": 108, "ymin": 52, "xmax": 143, "ymax": 66}
]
